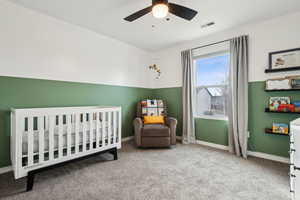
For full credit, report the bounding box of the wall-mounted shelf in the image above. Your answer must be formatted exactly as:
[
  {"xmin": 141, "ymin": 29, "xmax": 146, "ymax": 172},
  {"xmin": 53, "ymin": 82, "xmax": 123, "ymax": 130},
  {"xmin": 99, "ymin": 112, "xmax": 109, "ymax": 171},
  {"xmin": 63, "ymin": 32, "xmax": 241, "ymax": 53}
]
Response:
[
  {"xmin": 265, "ymin": 128, "xmax": 289, "ymax": 136},
  {"xmin": 265, "ymin": 108, "xmax": 300, "ymax": 114},
  {"xmin": 265, "ymin": 66, "xmax": 300, "ymax": 73},
  {"xmin": 265, "ymin": 89, "xmax": 300, "ymax": 92},
  {"xmin": 263, "ymin": 78, "xmax": 300, "ymax": 138}
]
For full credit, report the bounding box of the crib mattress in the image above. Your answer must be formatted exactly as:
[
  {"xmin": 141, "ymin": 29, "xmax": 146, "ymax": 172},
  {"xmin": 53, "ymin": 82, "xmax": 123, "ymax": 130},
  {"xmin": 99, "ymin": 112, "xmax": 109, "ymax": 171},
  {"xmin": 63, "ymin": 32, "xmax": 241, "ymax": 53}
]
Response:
[{"xmin": 22, "ymin": 121, "xmax": 115, "ymax": 155}]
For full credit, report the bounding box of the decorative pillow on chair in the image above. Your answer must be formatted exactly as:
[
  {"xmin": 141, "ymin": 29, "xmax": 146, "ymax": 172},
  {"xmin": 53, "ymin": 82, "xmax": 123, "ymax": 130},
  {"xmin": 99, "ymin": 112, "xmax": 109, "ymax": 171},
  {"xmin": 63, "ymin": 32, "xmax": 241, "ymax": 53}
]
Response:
[
  {"xmin": 141, "ymin": 99, "xmax": 165, "ymax": 116},
  {"xmin": 143, "ymin": 116, "xmax": 165, "ymax": 124}
]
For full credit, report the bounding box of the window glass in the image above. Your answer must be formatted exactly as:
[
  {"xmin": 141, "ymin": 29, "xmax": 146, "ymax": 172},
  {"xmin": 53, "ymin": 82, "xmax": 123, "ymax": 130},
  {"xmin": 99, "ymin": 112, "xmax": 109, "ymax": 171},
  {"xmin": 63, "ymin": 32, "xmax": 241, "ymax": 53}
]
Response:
[{"xmin": 194, "ymin": 52, "xmax": 230, "ymax": 119}]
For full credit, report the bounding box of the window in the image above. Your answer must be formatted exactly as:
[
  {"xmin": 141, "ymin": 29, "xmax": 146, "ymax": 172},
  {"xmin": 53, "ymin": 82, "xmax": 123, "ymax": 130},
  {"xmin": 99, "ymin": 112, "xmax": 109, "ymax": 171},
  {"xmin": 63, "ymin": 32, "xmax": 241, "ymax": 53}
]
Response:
[{"xmin": 194, "ymin": 51, "xmax": 230, "ymax": 120}]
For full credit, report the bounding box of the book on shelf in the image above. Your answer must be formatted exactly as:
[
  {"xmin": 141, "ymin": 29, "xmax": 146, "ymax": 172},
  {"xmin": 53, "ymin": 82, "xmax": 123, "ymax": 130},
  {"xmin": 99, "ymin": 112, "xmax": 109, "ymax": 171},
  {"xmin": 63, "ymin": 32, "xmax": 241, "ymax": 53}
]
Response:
[{"xmin": 272, "ymin": 123, "xmax": 289, "ymax": 134}]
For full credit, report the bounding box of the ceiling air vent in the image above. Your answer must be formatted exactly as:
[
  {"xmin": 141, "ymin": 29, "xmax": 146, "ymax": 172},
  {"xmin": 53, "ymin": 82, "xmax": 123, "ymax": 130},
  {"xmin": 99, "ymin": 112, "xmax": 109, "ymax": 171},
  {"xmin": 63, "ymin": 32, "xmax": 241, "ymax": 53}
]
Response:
[{"xmin": 201, "ymin": 22, "xmax": 215, "ymax": 28}]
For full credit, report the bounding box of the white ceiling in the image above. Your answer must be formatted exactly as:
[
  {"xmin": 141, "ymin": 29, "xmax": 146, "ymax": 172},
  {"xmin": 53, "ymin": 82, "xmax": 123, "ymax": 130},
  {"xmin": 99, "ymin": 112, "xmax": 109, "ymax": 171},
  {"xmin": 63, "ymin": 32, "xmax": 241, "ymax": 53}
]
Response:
[{"xmin": 7, "ymin": 0, "xmax": 300, "ymax": 51}]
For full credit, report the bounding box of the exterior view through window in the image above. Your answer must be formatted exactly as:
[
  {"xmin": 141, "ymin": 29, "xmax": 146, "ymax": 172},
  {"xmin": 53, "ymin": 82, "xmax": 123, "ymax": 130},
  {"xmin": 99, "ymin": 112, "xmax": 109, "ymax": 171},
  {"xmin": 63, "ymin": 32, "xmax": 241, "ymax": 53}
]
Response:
[{"xmin": 194, "ymin": 52, "xmax": 230, "ymax": 119}]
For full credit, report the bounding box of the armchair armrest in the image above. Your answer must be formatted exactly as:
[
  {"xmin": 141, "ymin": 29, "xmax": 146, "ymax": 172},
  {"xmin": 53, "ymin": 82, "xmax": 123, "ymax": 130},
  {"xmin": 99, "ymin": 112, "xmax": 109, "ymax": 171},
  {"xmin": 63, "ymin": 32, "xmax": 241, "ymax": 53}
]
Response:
[
  {"xmin": 133, "ymin": 117, "xmax": 143, "ymax": 146},
  {"xmin": 165, "ymin": 117, "xmax": 177, "ymax": 145}
]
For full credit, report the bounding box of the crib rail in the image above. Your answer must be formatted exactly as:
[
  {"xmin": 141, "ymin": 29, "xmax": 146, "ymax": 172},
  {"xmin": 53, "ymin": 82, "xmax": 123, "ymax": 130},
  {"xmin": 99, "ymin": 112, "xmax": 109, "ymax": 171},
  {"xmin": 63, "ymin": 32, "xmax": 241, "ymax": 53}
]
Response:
[{"xmin": 11, "ymin": 106, "xmax": 121, "ymax": 179}]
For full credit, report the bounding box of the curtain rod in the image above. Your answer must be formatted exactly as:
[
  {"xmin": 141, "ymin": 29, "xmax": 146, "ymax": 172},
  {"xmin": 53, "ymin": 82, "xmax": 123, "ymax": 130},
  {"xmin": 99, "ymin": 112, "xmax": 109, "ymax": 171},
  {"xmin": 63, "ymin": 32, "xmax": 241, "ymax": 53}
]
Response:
[{"xmin": 191, "ymin": 39, "xmax": 231, "ymax": 51}]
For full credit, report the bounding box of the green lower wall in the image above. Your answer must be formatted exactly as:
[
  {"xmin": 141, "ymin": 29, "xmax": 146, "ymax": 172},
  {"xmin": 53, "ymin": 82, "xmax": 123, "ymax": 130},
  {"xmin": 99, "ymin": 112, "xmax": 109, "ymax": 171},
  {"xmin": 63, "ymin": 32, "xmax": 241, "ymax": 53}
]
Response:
[
  {"xmin": 195, "ymin": 119, "xmax": 228, "ymax": 146},
  {"xmin": 152, "ymin": 81, "xmax": 300, "ymax": 158},
  {"xmin": 0, "ymin": 76, "xmax": 152, "ymax": 167},
  {"xmin": 1, "ymin": 77, "xmax": 298, "ymax": 168},
  {"xmin": 248, "ymin": 81, "xmax": 299, "ymax": 157}
]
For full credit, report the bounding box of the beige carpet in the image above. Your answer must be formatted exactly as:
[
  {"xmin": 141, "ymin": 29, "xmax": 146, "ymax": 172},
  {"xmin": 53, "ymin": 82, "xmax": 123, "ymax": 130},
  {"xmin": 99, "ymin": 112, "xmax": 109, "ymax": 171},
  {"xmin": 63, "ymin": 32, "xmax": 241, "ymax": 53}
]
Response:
[{"xmin": 0, "ymin": 141, "xmax": 289, "ymax": 200}]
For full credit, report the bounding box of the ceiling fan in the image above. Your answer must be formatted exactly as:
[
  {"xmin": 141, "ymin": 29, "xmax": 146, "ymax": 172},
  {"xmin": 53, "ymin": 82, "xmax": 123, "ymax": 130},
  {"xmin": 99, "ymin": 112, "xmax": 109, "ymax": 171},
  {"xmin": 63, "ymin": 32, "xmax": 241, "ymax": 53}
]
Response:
[{"xmin": 124, "ymin": 0, "xmax": 198, "ymax": 22}]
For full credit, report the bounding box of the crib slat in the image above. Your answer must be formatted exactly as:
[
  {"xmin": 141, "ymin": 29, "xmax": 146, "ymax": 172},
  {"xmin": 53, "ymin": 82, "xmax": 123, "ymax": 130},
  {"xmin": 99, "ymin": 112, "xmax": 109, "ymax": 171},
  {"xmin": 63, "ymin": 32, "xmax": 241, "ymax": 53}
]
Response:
[
  {"xmin": 45, "ymin": 116, "xmax": 49, "ymax": 131},
  {"xmin": 118, "ymin": 110, "xmax": 121, "ymax": 143},
  {"xmin": 89, "ymin": 113, "xmax": 93, "ymax": 150},
  {"xmin": 95, "ymin": 112, "xmax": 100, "ymax": 148},
  {"xmin": 19, "ymin": 117, "xmax": 25, "ymax": 168},
  {"xmin": 27, "ymin": 117, "xmax": 33, "ymax": 164},
  {"xmin": 108, "ymin": 112, "xmax": 112, "ymax": 145},
  {"xmin": 58, "ymin": 115, "xmax": 63, "ymax": 158},
  {"xmin": 102, "ymin": 112, "xmax": 106, "ymax": 147},
  {"xmin": 75, "ymin": 113, "xmax": 80, "ymax": 154},
  {"xmin": 82, "ymin": 113, "xmax": 87, "ymax": 152},
  {"xmin": 27, "ymin": 117, "xmax": 34, "ymax": 166},
  {"xmin": 49, "ymin": 116, "xmax": 55, "ymax": 161},
  {"xmin": 38, "ymin": 116, "xmax": 44, "ymax": 163},
  {"xmin": 113, "ymin": 111, "xmax": 117, "ymax": 144},
  {"xmin": 67, "ymin": 114, "xmax": 72, "ymax": 156}
]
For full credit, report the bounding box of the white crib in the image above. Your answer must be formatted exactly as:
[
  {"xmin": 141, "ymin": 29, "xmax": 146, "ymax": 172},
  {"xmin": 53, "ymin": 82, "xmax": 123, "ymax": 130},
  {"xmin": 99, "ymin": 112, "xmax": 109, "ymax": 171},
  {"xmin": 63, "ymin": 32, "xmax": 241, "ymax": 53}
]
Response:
[{"xmin": 10, "ymin": 106, "xmax": 121, "ymax": 190}]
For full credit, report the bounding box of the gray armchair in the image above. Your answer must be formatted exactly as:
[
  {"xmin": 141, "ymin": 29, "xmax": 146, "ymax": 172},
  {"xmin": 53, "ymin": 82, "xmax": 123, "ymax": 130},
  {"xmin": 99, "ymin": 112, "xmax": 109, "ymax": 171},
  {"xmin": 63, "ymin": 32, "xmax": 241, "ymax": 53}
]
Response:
[{"xmin": 133, "ymin": 101, "xmax": 177, "ymax": 147}]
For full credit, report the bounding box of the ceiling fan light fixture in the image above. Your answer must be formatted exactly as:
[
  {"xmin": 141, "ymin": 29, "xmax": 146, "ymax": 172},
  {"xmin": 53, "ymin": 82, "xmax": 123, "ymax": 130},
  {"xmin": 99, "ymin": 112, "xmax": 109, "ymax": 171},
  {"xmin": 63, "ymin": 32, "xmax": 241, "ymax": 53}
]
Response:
[
  {"xmin": 124, "ymin": 0, "xmax": 197, "ymax": 22},
  {"xmin": 152, "ymin": 3, "xmax": 169, "ymax": 19}
]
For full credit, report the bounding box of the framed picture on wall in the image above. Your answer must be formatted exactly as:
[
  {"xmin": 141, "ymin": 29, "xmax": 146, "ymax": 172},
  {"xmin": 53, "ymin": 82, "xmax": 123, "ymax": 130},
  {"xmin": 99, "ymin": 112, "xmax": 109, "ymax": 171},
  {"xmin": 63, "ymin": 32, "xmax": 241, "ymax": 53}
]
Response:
[{"xmin": 266, "ymin": 48, "xmax": 300, "ymax": 72}]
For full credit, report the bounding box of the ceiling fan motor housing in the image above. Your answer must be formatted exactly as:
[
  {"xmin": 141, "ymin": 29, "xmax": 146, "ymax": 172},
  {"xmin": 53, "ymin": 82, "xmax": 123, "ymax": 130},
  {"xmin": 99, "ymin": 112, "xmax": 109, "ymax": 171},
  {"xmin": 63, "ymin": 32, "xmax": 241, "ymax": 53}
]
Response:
[
  {"xmin": 152, "ymin": 0, "xmax": 169, "ymax": 6},
  {"xmin": 124, "ymin": 0, "xmax": 197, "ymax": 22}
]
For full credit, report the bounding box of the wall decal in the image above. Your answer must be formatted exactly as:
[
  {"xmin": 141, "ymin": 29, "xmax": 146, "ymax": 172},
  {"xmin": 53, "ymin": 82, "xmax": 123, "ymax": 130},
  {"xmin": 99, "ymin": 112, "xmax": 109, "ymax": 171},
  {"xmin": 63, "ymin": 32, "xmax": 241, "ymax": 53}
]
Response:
[{"xmin": 149, "ymin": 64, "xmax": 161, "ymax": 79}]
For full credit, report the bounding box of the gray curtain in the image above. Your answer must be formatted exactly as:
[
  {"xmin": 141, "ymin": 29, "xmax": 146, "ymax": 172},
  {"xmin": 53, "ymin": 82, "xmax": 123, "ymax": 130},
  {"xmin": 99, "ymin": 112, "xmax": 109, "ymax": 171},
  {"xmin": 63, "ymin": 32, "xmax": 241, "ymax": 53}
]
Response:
[
  {"xmin": 227, "ymin": 35, "xmax": 249, "ymax": 158},
  {"xmin": 181, "ymin": 50, "xmax": 195, "ymax": 144}
]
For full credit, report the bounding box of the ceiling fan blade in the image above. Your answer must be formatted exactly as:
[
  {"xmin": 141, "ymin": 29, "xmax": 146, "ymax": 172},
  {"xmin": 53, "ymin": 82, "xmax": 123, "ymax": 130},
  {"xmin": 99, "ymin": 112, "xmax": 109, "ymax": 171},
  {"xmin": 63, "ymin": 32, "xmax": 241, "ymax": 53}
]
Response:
[
  {"xmin": 168, "ymin": 3, "xmax": 198, "ymax": 21},
  {"xmin": 124, "ymin": 6, "xmax": 152, "ymax": 22}
]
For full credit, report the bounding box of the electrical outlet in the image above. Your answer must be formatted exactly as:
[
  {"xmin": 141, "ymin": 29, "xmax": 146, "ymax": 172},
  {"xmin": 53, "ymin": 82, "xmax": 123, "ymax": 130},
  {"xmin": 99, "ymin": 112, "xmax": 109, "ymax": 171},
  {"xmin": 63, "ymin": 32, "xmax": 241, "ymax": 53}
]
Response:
[{"xmin": 247, "ymin": 131, "xmax": 250, "ymax": 138}]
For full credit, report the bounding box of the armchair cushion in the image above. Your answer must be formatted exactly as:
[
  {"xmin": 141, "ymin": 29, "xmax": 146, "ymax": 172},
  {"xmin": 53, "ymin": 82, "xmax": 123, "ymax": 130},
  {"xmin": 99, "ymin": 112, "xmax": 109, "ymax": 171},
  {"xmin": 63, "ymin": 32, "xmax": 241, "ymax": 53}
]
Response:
[{"xmin": 142, "ymin": 124, "xmax": 170, "ymax": 137}]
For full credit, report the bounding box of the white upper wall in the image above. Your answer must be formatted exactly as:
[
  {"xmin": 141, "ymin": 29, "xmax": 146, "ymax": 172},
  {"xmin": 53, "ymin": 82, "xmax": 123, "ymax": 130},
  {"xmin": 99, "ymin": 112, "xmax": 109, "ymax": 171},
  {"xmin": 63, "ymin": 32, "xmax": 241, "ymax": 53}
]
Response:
[
  {"xmin": 150, "ymin": 11, "xmax": 300, "ymax": 88},
  {"xmin": 0, "ymin": 1, "xmax": 151, "ymax": 88},
  {"xmin": 1, "ymin": 1, "xmax": 300, "ymax": 89}
]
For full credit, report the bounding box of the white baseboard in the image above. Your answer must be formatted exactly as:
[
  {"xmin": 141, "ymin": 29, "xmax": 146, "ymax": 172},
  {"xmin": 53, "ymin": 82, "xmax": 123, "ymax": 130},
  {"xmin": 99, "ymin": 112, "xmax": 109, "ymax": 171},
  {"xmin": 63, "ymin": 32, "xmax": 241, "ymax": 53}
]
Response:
[
  {"xmin": 195, "ymin": 140, "xmax": 229, "ymax": 151},
  {"xmin": 176, "ymin": 136, "xmax": 289, "ymax": 164},
  {"xmin": 0, "ymin": 166, "xmax": 12, "ymax": 174},
  {"xmin": 247, "ymin": 151, "xmax": 289, "ymax": 164},
  {"xmin": 176, "ymin": 136, "xmax": 229, "ymax": 151},
  {"xmin": 121, "ymin": 136, "xmax": 134, "ymax": 142},
  {"xmin": 177, "ymin": 136, "xmax": 228, "ymax": 150}
]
